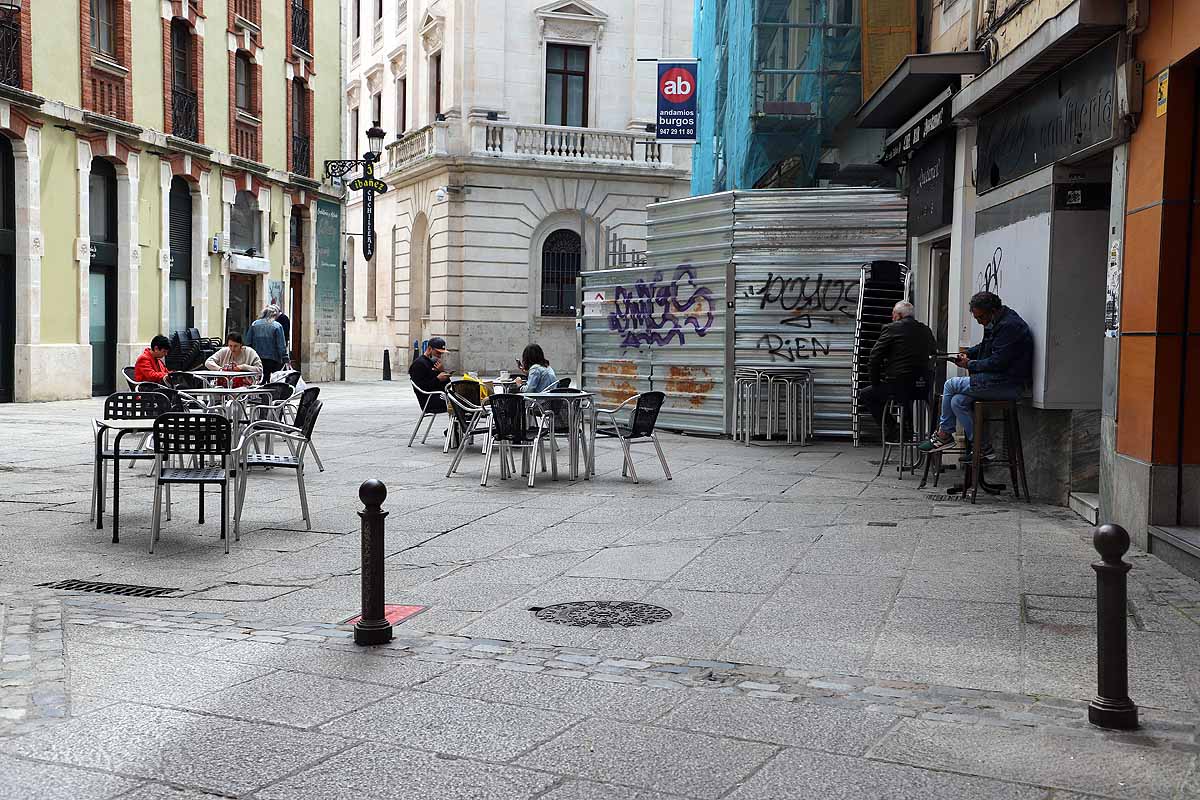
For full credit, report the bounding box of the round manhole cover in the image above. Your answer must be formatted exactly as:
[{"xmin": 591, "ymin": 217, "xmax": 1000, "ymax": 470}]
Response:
[{"xmin": 531, "ymin": 601, "xmax": 673, "ymax": 629}]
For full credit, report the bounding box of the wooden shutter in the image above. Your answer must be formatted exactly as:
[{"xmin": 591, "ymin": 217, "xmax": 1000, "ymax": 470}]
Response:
[{"xmin": 860, "ymin": 0, "xmax": 917, "ymax": 102}]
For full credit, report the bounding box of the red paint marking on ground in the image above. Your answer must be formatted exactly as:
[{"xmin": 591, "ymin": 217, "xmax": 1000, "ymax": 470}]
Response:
[{"xmin": 343, "ymin": 604, "xmax": 427, "ymax": 626}]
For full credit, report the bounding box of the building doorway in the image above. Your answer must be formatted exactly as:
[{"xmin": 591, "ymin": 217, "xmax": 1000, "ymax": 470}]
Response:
[
  {"xmin": 0, "ymin": 135, "xmax": 14, "ymax": 403},
  {"xmin": 928, "ymin": 238, "xmax": 951, "ymax": 389},
  {"xmin": 168, "ymin": 176, "xmax": 193, "ymax": 333},
  {"xmin": 289, "ymin": 207, "xmax": 305, "ymax": 369},
  {"xmin": 228, "ymin": 273, "xmax": 255, "ymax": 337},
  {"xmin": 89, "ymin": 158, "xmax": 118, "ymax": 396}
]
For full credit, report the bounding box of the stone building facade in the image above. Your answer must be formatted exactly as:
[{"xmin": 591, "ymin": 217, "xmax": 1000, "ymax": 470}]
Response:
[
  {"xmin": 341, "ymin": 0, "xmax": 693, "ymax": 377},
  {"xmin": 856, "ymin": 0, "xmax": 1200, "ymax": 574},
  {"xmin": 0, "ymin": 0, "xmax": 344, "ymax": 403}
]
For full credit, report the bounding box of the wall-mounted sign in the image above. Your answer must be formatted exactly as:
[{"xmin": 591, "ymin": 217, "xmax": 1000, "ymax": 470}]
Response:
[
  {"xmin": 977, "ymin": 36, "xmax": 1120, "ymax": 193},
  {"xmin": 1156, "ymin": 69, "xmax": 1169, "ymax": 118},
  {"xmin": 314, "ymin": 199, "xmax": 342, "ymax": 342},
  {"xmin": 907, "ymin": 132, "xmax": 955, "ymax": 237},
  {"xmin": 883, "ymin": 97, "xmax": 952, "ymax": 164},
  {"xmin": 656, "ymin": 61, "xmax": 698, "ymax": 142}
]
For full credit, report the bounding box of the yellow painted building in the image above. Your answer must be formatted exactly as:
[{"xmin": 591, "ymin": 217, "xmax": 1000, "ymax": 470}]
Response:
[{"xmin": 0, "ymin": 0, "xmax": 344, "ymax": 402}]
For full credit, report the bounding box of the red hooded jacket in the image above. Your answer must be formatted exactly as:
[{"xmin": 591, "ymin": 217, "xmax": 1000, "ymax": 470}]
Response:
[{"xmin": 134, "ymin": 348, "xmax": 170, "ymax": 384}]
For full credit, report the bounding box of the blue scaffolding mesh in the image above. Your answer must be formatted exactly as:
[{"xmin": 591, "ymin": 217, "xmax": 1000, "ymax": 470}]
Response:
[{"xmin": 693, "ymin": 0, "xmax": 862, "ymax": 193}]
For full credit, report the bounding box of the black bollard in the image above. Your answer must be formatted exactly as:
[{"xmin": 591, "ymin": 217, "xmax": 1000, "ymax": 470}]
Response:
[
  {"xmin": 1088, "ymin": 523, "xmax": 1138, "ymax": 729},
  {"xmin": 354, "ymin": 480, "xmax": 393, "ymax": 646},
  {"xmin": 382, "ymin": 349, "xmax": 392, "ymax": 381}
]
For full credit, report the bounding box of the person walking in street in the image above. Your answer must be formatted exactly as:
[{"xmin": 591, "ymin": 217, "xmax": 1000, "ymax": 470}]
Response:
[
  {"xmin": 514, "ymin": 344, "xmax": 557, "ymax": 393},
  {"xmin": 409, "ymin": 337, "xmax": 450, "ymax": 414},
  {"xmin": 274, "ymin": 302, "xmax": 292, "ymax": 364},
  {"xmin": 245, "ymin": 305, "xmax": 287, "ymax": 380},
  {"xmin": 859, "ymin": 301, "xmax": 936, "ymax": 431},
  {"xmin": 133, "ymin": 335, "xmax": 173, "ymax": 384},
  {"xmin": 919, "ymin": 291, "xmax": 1033, "ymax": 459}
]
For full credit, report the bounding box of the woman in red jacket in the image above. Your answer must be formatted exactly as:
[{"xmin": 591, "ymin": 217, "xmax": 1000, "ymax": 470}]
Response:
[{"xmin": 133, "ymin": 335, "xmax": 172, "ymax": 383}]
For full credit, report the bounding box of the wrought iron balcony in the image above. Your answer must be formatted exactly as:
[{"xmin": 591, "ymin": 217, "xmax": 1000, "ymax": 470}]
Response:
[
  {"xmin": 292, "ymin": 134, "xmax": 311, "ymax": 177},
  {"xmin": 172, "ymin": 87, "xmax": 199, "ymax": 142},
  {"xmin": 291, "ymin": 0, "xmax": 310, "ymax": 53},
  {"xmin": 0, "ymin": 15, "xmax": 19, "ymax": 89}
]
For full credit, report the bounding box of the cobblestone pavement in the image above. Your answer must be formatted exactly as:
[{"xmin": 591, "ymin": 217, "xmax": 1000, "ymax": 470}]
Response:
[{"xmin": 0, "ymin": 382, "xmax": 1198, "ymax": 799}]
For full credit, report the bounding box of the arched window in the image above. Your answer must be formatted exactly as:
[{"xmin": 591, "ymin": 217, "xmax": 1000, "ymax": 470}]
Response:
[
  {"xmin": 230, "ymin": 190, "xmax": 262, "ymax": 255},
  {"xmin": 540, "ymin": 229, "xmax": 581, "ymax": 317}
]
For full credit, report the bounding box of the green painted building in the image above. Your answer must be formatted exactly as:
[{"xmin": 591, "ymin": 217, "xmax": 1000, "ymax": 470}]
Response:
[{"xmin": 0, "ymin": 0, "xmax": 344, "ymax": 402}]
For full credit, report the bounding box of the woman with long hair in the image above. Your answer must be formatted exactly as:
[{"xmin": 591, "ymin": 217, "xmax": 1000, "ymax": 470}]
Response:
[{"xmin": 515, "ymin": 343, "xmax": 558, "ymax": 393}]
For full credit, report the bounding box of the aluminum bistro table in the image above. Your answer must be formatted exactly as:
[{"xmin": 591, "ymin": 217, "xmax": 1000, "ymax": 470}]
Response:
[
  {"xmin": 181, "ymin": 386, "xmax": 276, "ymax": 440},
  {"xmin": 521, "ymin": 390, "xmax": 593, "ymax": 481},
  {"xmin": 94, "ymin": 418, "xmax": 156, "ymax": 544},
  {"xmin": 186, "ymin": 370, "xmax": 261, "ymax": 387}
]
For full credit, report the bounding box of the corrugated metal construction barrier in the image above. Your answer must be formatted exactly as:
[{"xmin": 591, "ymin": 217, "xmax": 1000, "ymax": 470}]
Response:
[{"xmin": 579, "ymin": 188, "xmax": 906, "ymax": 437}]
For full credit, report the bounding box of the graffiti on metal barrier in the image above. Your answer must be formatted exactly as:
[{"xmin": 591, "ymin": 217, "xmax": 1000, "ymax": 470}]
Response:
[
  {"xmin": 609, "ymin": 266, "xmax": 715, "ymax": 347},
  {"xmin": 744, "ymin": 272, "xmax": 859, "ymax": 319},
  {"xmin": 757, "ymin": 334, "xmax": 832, "ymax": 362}
]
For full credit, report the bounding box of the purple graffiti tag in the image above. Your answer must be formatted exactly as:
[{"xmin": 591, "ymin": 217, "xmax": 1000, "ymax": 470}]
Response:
[{"xmin": 608, "ymin": 265, "xmax": 715, "ymax": 348}]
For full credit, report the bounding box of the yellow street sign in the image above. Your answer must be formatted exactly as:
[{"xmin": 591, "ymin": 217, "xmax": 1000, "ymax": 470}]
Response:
[{"xmin": 1157, "ymin": 70, "xmax": 1169, "ymax": 118}]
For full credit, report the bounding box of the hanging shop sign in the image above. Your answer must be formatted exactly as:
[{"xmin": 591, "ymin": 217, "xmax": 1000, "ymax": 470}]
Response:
[
  {"xmin": 977, "ymin": 36, "xmax": 1120, "ymax": 192},
  {"xmin": 656, "ymin": 60, "xmax": 698, "ymax": 142},
  {"xmin": 907, "ymin": 132, "xmax": 956, "ymax": 237},
  {"xmin": 883, "ymin": 96, "xmax": 952, "ymax": 164}
]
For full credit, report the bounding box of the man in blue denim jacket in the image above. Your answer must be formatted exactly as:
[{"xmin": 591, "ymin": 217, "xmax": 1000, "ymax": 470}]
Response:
[{"xmin": 919, "ymin": 291, "xmax": 1033, "ymax": 457}]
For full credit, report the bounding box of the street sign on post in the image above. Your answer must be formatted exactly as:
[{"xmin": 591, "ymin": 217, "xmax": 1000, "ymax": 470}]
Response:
[{"xmin": 656, "ymin": 60, "xmax": 698, "ymax": 142}]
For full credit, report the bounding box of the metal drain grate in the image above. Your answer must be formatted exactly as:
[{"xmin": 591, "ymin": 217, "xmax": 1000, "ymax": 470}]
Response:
[
  {"xmin": 530, "ymin": 601, "xmax": 673, "ymax": 629},
  {"xmin": 38, "ymin": 579, "xmax": 178, "ymax": 598},
  {"xmin": 866, "ymin": 522, "xmax": 898, "ymax": 527}
]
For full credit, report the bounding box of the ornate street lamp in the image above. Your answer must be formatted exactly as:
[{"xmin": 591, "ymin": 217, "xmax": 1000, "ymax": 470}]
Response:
[
  {"xmin": 325, "ymin": 124, "xmax": 389, "ymax": 261},
  {"xmin": 0, "ymin": 1, "xmax": 22, "ymax": 14}
]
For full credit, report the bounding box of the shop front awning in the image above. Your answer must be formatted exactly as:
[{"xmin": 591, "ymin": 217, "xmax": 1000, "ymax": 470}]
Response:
[
  {"xmin": 952, "ymin": 0, "xmax": 1125, "ymax": 120},
  {"xmin": 855, "ymin": 51, "xmax": 989, "ymax": 130}
]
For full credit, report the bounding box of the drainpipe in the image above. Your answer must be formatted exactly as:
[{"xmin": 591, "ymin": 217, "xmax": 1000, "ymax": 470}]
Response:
[{"xmin": 968, "ymin": 0, "xmax": 979, "ymax": 50}]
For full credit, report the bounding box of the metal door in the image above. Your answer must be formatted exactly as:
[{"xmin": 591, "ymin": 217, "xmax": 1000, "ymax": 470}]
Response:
[
  {"xmin": 168, "ymin": 176, "xmax": 192, "ymax": 332},
  {"xmin": 89, "ymin": 158, "xmax": 118, "ymax": 396}
]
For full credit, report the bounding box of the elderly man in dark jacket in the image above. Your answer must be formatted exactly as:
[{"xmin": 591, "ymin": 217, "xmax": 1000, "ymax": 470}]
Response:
[
  {"xmin": 920, "ymin": 291, "xmax": 1033, "ymax": 456},
  {"xmin": 859, "ymin": 301, "xmax": 936, "ymax": 429}
]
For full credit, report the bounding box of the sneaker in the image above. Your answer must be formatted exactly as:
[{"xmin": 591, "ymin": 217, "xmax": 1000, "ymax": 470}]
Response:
[
  {"xmin": 917, "ymin": 432, "xmax": 956, "ymax": 453},
  {"xmin": 958, "ymin": 443, "xmax": 997, "ymax": 463}
]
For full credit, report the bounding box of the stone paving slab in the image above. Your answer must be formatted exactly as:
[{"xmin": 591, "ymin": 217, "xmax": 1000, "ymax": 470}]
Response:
[{"xmin": 518, "ymin": 718, "xmax": 779, "ymax": 799}]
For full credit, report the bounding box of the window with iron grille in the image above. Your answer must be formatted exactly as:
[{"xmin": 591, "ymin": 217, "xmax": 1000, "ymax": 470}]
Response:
[
  {"xmin": 0, "ymin": 12, "xmax": 20, "ymax": 89},
  {"xmin": 540, "ymin": 229, "xmax": 581, "ymax": 317},
  {"xmin": 171, "ymin": 20, "xmax": 198, "ymax": 141},
  {"xmin": 292, "ymin": 78, "xmax": 310, "ymax": 176}
]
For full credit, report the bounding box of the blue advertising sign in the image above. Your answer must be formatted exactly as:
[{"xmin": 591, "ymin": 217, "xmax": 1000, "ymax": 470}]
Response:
[{"xmin": 656, "ymin": 61, "xmax": 698, "ymax": 142}]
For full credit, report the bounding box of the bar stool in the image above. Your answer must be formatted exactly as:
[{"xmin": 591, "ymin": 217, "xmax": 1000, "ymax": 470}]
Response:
[
  {"xmin": 876, "ymin": 395, "xmax": 931, "ymax": 478},
  {"xmin": 875, "ymin": 377, "xmax": 931, "ymax": 479},
  {"xmin": 966, "ymin": 399, "xmax": 1030, "ymax": 503}
]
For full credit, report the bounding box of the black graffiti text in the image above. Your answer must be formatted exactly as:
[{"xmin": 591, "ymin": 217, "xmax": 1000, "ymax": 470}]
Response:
[{"xmin": 757, "ymin": 334, "xmax": 832, "ymax": 362}]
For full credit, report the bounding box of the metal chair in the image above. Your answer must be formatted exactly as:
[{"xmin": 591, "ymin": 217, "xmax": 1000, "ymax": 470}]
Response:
[
  {"xmin": 409, "ymin": 383, "xmax": 449, "ymax": 449},
  {"xmin": 281, "ymin": 370, "xmax": 302, "ymax": 388},
  {"xmin": 234, "ymin": 398, "xmax": 324, "ymax": 535},
  {"xmin": 875, "ymin": 377, "xmax": 932, "ymax": 479},
  {"xmin": 166, "ymin": 371, "xmax": 206, "ymax": 391},
  {"xmin": 278, "ymin": 386, "xmax": 324, "ymax": 472},
  {"xmin": 551, "ymin": 377, "xmax": 572, "ymax": 390},
  {"xmin": 149, "ymin": 413, "xmax": 235, "ymax": 554},
  {"xmin": 121, "ymin": 366, "xmax": 138, "ymax": 391},
  {"xmin": 530, "ymin": 388, "xmax": 592, "ymax": 479},
  {"xmin": 594, "ymin": 391, "xmax": 671, "ymax": 483},
  {"xmin": 91, "ymin": 391, "xmax": 172, "ymax": 525},
  {"xmin": 482, "ymin": 393, "xmax": 550, "ymax": 488},
  {"xmin": 445, "ymin": 383, "xmax": 493, "ymax": 480}
]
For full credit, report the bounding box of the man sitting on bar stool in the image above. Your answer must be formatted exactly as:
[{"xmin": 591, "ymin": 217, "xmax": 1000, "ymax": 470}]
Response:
[
  {"xmin": 919, "ymin": 291, "xmax": 1033, "ymax": 461},
  {"xmin": 859, "ymin": 301, "xmax": 935, "ymax": 439}
]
